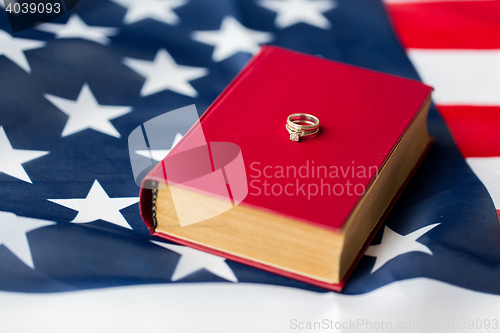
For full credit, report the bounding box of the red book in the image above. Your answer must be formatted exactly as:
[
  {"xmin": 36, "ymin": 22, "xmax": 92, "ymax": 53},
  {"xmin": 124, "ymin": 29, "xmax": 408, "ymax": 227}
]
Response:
[{"xmin": 139, "ymin": 46, "xmax": 433, "ymax": 291}]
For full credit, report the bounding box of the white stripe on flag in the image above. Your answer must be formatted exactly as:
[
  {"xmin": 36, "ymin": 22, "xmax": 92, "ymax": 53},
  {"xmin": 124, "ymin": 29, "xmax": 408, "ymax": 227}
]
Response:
[
  {"xmin": 407, "ymin": 49, "xmax": 500, "ymax": 106},
  {"xmin": 467, "ymin": 157, "xmax": 500, "ymax": 210},
  {"xmin": 0, "ymin": 279, "xmax": 500, "ymax": 332}
]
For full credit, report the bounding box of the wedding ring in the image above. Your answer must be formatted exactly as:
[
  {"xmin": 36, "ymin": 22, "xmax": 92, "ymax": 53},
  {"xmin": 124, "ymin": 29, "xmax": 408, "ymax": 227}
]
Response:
[{"xmin": 286, "ymin": 113, "xmax": 320, "ymax": 142}]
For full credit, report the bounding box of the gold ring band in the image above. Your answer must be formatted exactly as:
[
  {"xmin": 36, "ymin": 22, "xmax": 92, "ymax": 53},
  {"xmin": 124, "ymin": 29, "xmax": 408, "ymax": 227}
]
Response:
[
  {"xmin": 286, "ymin": 124, "xmax": 319, "ymax": 136},
  {"xmin": 286, "ymin": 113, "xmax": 320, "ymax": 142}
]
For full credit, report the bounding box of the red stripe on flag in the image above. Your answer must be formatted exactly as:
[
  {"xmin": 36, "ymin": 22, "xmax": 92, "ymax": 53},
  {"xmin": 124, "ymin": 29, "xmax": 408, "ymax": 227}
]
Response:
[
  {"xmin": 497, "ymin": 210, "xmax": 500, "ymax": 227},
  {"xmin": 437, "ymin": 105, "xmax": 500, "ymax": 158},
  {"xmin": 386, "ymin": 1, "xmax": 500, "ymax": 49}
]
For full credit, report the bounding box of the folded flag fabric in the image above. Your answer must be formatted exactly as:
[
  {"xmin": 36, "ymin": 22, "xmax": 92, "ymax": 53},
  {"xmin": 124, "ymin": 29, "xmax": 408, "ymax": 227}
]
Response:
[
  {"xmin": 0, "ymin": 0, "xmax": 499, "ymax": 331},
  {"xmin": 385, "ymin": 0, "xmax": 500, "ymax": 221}
]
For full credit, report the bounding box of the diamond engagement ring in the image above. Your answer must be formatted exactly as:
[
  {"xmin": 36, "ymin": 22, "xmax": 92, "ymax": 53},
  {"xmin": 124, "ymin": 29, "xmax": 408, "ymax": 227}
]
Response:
[{"xmin": 286, "ymin": 113, "xmax": 320, "ymax": 142}]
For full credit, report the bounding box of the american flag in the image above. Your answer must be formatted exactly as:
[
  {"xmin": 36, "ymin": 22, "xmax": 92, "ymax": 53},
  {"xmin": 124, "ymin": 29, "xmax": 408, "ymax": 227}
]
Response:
[{"xmin": 0, "ymin": 0, "xmax": 499, "ymax": 331}]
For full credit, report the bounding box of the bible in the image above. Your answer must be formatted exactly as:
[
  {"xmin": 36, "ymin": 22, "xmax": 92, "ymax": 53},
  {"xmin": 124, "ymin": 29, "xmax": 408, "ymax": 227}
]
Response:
[{"xmin": 139, "ymin": 46, "xmax": 433, "ymax": 291}]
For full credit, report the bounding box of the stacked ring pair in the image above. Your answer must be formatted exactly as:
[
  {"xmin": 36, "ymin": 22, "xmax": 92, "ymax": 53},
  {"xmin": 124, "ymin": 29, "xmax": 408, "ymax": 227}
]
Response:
[{"xmin": 286, "ymin": 113, "xmax": 320, "ymax": 142}]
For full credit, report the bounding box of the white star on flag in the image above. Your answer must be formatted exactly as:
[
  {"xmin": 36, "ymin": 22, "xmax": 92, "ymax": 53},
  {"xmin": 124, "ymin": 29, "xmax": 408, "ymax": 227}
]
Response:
[
  {"xmin": 0, "ymin": 126, "xmax": 49, "ymax": 184},
  {"xmin": 124, "ymin": 49, "xmax": 208, "ymax": 97},
  {"xmin": 44, "ymin": 84, "xmax": 132, "ymax": 138},
  {"xmin": 0, "ymin": 29, "xmax": 45, "ymax": 73},
  {"xmin": 0, "ymin": 211, "xmax": 55, "ymax": 269},
  {"xmin": 111, "ymin": 0, "xmax": 188, "ymax": 25},
  {"xmin": 152, "ymin": 241, "xmax": 238, "ymax": 282},
  {"xmin": 48, "ymin": 180, "xmax": 139, "ymax": 229},
  {"xmin": 135, "ymin": 132, "xmax": 183, "ymax": 161},
  {"xmin": 191, "ymin": 16, "xmax": 274, "ymax": 62},
  {"xmin": 258, "ymin": 0, "xmax": 336, "ymax": 29},
  {"xmin": 35, "ymin": 14, "xmax": 119, "ymax": 45},
  {"xmin": 365, "ymin": 223, "xmax": 440, "ymax": 273}
]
